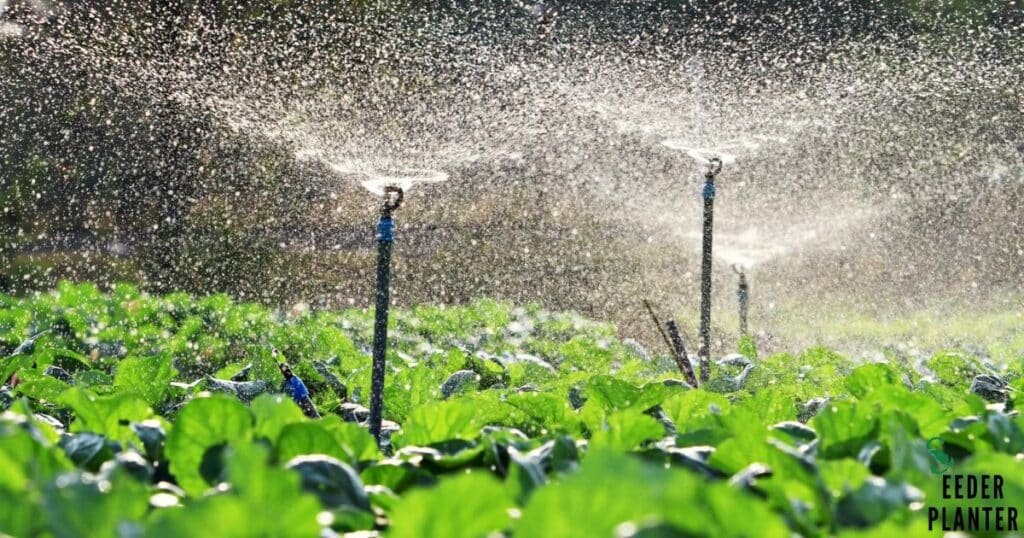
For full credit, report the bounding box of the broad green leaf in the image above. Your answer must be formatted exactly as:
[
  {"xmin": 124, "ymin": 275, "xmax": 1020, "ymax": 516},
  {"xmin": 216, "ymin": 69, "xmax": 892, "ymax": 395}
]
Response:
[
  {"xmin": 800, "ymin": 347, "xmax": 850, "ymax": 368},
  {"xmin": 835, "ymin": 478, "xmax": 921, "ymax": 528},
  {"xmin": 387, "ymin": 472, "xmax": 513, "ymax": 538},
  {"xmin": 819, "ymin": 459, "xmax": 871, "ymax": 496},
  {"xmin": 710, "ymin": 436, "xmax": 772, "ymax": 476},
  {"xmin": 319, "ymin": 418, "xmax": 380, "ymax": 462},
  {"xmin": 40, "ymin": 471, "xmax": 149, "ymax": 538},
  {"xmin": 0, "ymin": 354, "xmax": 34, "ymax": 390},
  {"xmin": 590, "ymin": 410, "xmax": 665, "ymax": 451},
  {"xmin": 558, "ymin": 337, "xmax": 615, "ymax": 372},
  {"xmin": 148, "ymin": 438, "xmax": 321, "ymax": 532},
  {"xmin": 60, "ymin": 388, "xmax": 155, "ymax": 444},
  {"xmin": 285, "ymin": 454, "xmax": 371, "ymax": 511},
  {"xmin": 14, "ymin": 370, "xmax": 72, "ymax": 401},
  {"xmin": 165, "ymin": 396, "xmax": 253, "ymax": 496},
  {"xmin": 3, "ymin": 399, "xmax": 61, "ymax": 443},
  {"xmin": 748, "ymin": 440, "xmax": 833, "ymax": 534},
  {"xmin": 773, "ymin": 421, "xmax": 817, "ymax": 443},
  {"xmin": 0, "ymin": 486, "xmax": 44, "ymax": 538},
  {"xmin": 726, "ymin": 388, "xmax": 798, "ymax": 427},
  {"xmin": 130, "ymin": 419, "xmax": 166, "ymax": 462},
  {"xmin": 59, "ymin": 433, "xmax": 115, "ymax": 471},
  {"xmin": 228, "ymin": 444, "xmax": 324, "ymax": 532},
  {"xmin": 864, "ymin": 386, "xmax": 950, "ymax": 438},
  {"xmin": 505, "ymin": 443, "xmax": 552, "ymax": 502},
  {"xmin": 660, "ymin": 390, "xmax": 730, "ymax": 434},
  {"xmin": 813, "ymin": 401, "xmax": 879, "ymax": 458},
  {"xmin": 113, "ymin": 354, "xmax": 177, "ymax": 405},
  {"xmin": 250, "ymin": 393, "xmax": 306, "ymax": 441},
  {"xmin": 384, "ymin": 365, "xmax": 445, "ymax": 423},
  {"xmin": 147, "ymin": 484, "xmax": 320, "ymax": 538},
  {"xmin": 0, "ymin": 418, "xmax": 71, "ymax": 491},
  {"xmin": 879, "ymin": 412, "xmax": 934, "ymax": 481},
  {"xmin": 76, "ymin": 370, "xmax": 115, "ymax": 394},
  {"xmin": 359, "ymin": 462, "xmax": 433, "ymax": 494},
  {"xmin": 926, "ymin": 351, "xmax": 983, "ymax": 389},
  {"xmin": 504, "ymin": 392, "xmax": 581, "ymax": 435},
  {"xmin": 583, "ymin": 375, "xmax": 668, "ymax": 413},
  {"xmin": 0, "ymin": 418, "xmax": 71, "ymax": 537},
  {"xmin": 396, "ymin": 399, "xmax": 483, "ymax": 446},
  {"xmin": 276, "ymin": 421, "xmax": 352, "ymax": 464},
  {"xmin": 517, "ymin": 449, "xmax": 790, "ymax": 537},
  {"xmin": 983, "ymin": 411, "xmax": 1024, "ymax": 454},
  {"xmin": 845, "ymin": 363, "xmax": 901, "ymax": 399},
  {"xmin": 250, "ymin": 346, "xmax": 283, "ymax": 387}
]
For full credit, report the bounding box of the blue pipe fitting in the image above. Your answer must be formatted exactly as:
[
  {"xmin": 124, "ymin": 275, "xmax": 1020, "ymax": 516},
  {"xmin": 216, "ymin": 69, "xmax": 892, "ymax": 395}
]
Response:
[
  {"xmin": 283, "ymin": 375, "xmax": 311, "ymax": 402},
  {"xmin": 702, "ymin": 180, "xmax": 716, "ymax": 201},
  {"xmin": 376, "ymin": 216, "xmax": 395, "ymax": 243}
]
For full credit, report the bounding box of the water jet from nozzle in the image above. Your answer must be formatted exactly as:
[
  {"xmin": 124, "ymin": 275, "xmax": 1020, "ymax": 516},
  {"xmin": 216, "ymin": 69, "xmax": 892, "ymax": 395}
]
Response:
[{"xmin": 348, "ymin": 167, "xmax": 448, "ymax": 196}]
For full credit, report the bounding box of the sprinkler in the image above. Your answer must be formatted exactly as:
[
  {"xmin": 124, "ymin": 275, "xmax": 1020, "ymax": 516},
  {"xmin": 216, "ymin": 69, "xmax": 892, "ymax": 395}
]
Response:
[
  {"xmin": 697, "ymin": 157, "xmax": 722, "ymax": 383},
  {"xmin": 277, "ymin": 357, "xmax": 321, "ymax": 419},
  {"xmin": 733, "ymin": 265, "xmax": 749, "ymax": 337},
  {"xmin": 368, "ymin": 185, "xmax": 404, "ymax": 445}
]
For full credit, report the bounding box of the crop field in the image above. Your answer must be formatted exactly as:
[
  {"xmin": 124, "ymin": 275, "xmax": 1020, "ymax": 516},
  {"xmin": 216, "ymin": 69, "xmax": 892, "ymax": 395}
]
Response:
[
  {"xmin": 3, "ymin": 0, "xmax": 1023, "ymax": 535},
  {"xmin": 1, "ymin": 282, "xmax": 1021, "ymax": 537}
]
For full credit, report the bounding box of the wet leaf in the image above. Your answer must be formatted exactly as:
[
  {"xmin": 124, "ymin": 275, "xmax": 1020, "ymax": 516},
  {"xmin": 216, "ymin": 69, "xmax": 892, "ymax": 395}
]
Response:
[
  {"xmin": 59, "ymin": 432, "xmax": 115, "ymax": 471},
  {"xmin": 114, "ymin": 354, "xmax": 177, "ymax": 405},
  {"xmin": 387, "ymin": 472, "xmax": 513, "ymax": 538},
  {"xmin": 250, "ymin": 393, "xmax": 306, "ymax": 441},
  {"xmin": 590, "ymin": 410, "xmax": 666, "ymax": 451},
  {"xmin": 285, "ymin": 454, "xmax": 371, "ymax": 511},
  {"xmin": 59, "ymin": 388, "xmax": 155, "ymax": 444},
  {"xmin": 165, "ymin": 396, "xmax": 253, "ymax": 496}
]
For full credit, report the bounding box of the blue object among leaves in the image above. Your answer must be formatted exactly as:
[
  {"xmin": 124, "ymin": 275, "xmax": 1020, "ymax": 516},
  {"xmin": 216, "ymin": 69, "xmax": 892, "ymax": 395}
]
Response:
[{"xmin": 282, "ymin": 376, "xmax": 310, "ymax": 404}]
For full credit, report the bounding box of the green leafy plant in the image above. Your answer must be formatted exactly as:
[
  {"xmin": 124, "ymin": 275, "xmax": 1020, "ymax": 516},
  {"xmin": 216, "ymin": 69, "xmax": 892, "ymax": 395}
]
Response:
[{"xmin": 1, "ymin": 283, "xmax": 1022, "ymax": 537}]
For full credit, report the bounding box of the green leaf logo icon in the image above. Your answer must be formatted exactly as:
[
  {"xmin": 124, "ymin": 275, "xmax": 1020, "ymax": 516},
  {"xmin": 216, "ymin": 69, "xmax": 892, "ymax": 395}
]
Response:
[{"xmin": 926, "ymin": 437, "xmax": 954, "ymax": 475}]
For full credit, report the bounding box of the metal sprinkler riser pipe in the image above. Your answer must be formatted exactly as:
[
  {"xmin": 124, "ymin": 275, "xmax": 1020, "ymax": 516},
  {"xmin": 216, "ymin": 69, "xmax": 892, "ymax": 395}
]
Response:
[
  {"xmin": 734, "ymin": 265, "xmax": 749, "ymax": 337},
  {"xmin": 697, "ymin": 157, "xmax": 722, "ymax": 383},
  {"xmin": 368, "ymin": 186, "xmax": 403, "ymax": 446}
]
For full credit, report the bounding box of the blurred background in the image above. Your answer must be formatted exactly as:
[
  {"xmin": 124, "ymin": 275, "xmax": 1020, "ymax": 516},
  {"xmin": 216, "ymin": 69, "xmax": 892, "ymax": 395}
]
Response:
[{"xmin": 2, "ymin": 0, "xmax": 1022, "ymax": 357}]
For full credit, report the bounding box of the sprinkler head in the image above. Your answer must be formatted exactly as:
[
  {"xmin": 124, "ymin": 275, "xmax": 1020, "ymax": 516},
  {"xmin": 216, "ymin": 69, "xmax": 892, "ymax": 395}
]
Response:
[
  {"xmin": 381, "ymin": 185, "xmax": 404, "ymax": 216},
  {"xmin": 704, "ymin": 157, "xmax": 723, "ymax": 180}
]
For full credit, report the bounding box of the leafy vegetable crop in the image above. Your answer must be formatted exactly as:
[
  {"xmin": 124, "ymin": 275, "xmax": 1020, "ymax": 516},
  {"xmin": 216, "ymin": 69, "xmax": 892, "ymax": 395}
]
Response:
[{"xmin": 1, "ymin": 282, "xmax": 1022, "ymax": 537}]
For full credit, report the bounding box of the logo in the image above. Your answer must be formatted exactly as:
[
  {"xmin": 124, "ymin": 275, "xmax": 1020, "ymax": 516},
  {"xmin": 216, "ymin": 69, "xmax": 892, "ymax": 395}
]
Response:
[
  {"xmin": 925, "ymin": 437, "xmax": 1020, "ymax": 532},
  {"xmin": 927, "ymin": 437, "xmax": 954, "ymax": 475}
]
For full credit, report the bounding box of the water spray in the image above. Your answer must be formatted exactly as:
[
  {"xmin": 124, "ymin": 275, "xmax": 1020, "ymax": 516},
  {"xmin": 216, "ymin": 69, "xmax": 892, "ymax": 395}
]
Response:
[
  {"xmin": 368, "ymin": 186, "xmax": 404, "ymax": 445},
  {"xmin": 733, "ymin": 265, "xmax": 749, "ymax": 337},
  {"xmin": 697, "ymin": 157, "xmax": 722, "ymax": 383}
]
